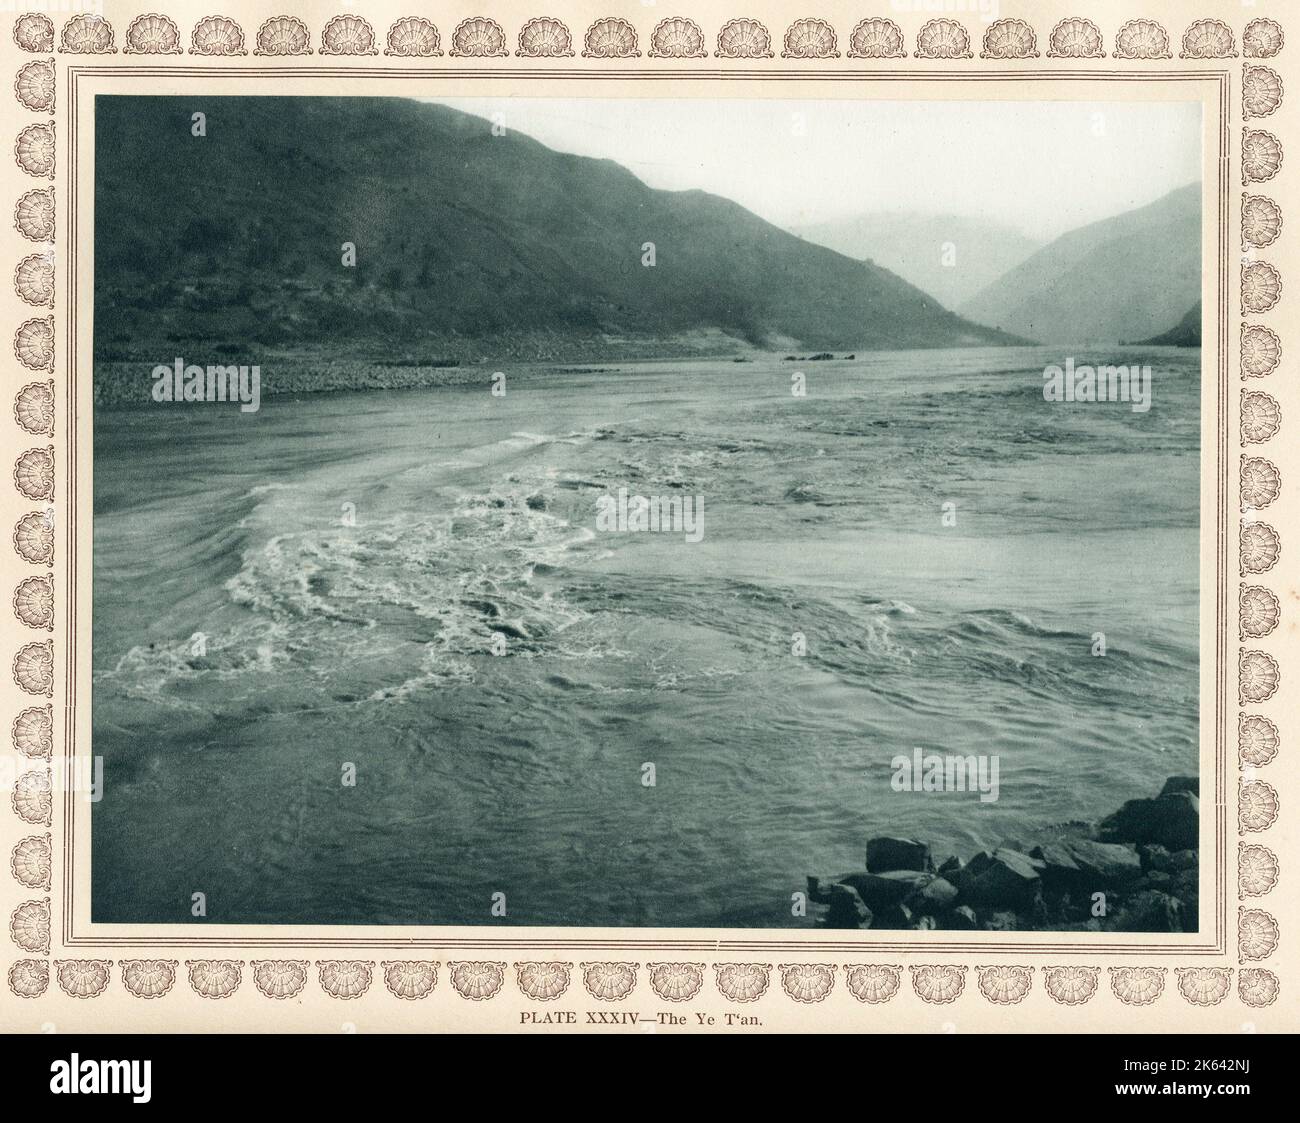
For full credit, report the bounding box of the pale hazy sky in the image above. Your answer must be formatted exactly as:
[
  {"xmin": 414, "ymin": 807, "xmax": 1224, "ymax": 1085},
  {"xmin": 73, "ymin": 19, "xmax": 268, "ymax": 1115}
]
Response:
[{"xmin": 425, "ymin": 97, "xmax": 1202, "ymax": 242}]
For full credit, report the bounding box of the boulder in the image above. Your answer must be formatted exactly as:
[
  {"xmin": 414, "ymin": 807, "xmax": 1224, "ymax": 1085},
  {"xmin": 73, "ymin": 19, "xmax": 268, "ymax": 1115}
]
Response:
[
  {"xmin": 1062, "ymin": 839, "xmax": 1143, "ymax": 888},
  {"xmin": 866, "ymin": 837, "xmax": 932, "ymax": 873},
  {"xmin": 905, "ymin": 876, "xmax": 958, "ymax": 915},
  {"xmin": 937, "ymin": 855, "xmax": 963, "ymax": 877},
  {"xmin": 913, "ymin": 915, "xmax": 938, "ymax": 931},
  {"xmin": 962, "ymin": 849, "xmax": 1041, "ymax": 909},
  {"xmin": 823, "ymin": 884, "xmax": 871, "ymax": 929},
  {"xmin": 979, "ymin": 910, "xmax": 1019, "ymax": 931},
  {"xmin": 1100, "ymin": 792, "xmax": 1199, "ymax": 850},
  {"xmin": 1167, "ymin": 848, "xmax": 1198, "ymax": 873},
  {"xmin": 944, "ymin": 905, "xmax": 978, "ymax": 931},
  {"xmin": 838, "ymin": 870, "xmax": 933, "ymax": 911},
  {"xmin": 872, "ymin": 903, "xmax": 915, "ymax": 930},
  {"xmin": 1029, "ymin": 843, "xmax": 1083, "ymax": 890},
  {"xmin": 1112, "ymin": 890, "xmax": 1183, "ymax": 933},
  {"xmin": 1159, "ymin": 775, "xmax": 1198, "ymax": 799},
  {"xmin": 1138, "ymin": 844, "xmax": 1172, "ymax": 873},
  {"xmin": 806, "ymin": 876, "xmax": 834, "ymax": 905}
]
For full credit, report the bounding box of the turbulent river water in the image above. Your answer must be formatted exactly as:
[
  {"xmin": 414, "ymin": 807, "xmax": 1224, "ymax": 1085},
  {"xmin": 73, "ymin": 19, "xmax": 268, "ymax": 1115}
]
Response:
[{"xmin": 92, "ymin": 348, "xmax": 1200, "ymax": 926}]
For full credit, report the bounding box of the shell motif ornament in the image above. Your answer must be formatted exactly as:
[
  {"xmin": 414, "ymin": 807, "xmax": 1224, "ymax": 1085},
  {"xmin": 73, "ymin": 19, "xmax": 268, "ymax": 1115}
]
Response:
[
  {"xmin": 15, "ymin": 123, "xmax": 55, "ymax": 179},
  {"xmin": 915, "ymin": 18, "xmax": 972, "ymax": 60},
  {"xmin": 252, "ymin": 960, "xmax": 308, "ymax": 999},
  {"xmin": 255, "ymin": 16, "xmax": 312, "ymax": 56},
  {"xmin": 14, "ymin": 512, "xmax": 55, "ymax": 566},
  {"xmin": 517, "ymin": 18, "xmax": 573, "ymax": 58},
  {"xmin": 321, "ymin": 15, "xmax": 378, "ymax": 56},
  {"xmin": 1242, "ymin": 129, "xmax": 1283, "ymax": 185},
  {"xmin": 714, "ymin": 962, "xmax": 771, "ymax": 1003},
  {"xmin": 1239, "ymin": 843, "xmax": 1279, "ymax": 898},
  {"xmin": 1238, "ymin": 648, "xmax": 1280, "ymax": 704},
  {"xmin": 583, "ymin": 18, "xmax": 639, "ymax": 58},
  {"xmin": 13, "ymin": 769, "xmax": 52, "ymax": 826},
  {"xmin": 187, "ymin": 960, "xmax": 243, "ymax": 999},
  {"xmin": 122, "ymin": 960, "xmax": 178, "ymax": 999},
  {"xmin": 1237, "ymin": 967, "xmax": 1278, "ymax": 1008},
  {"xmin": 11, "ymin": 834, "xmax": 51, "ymax": 890},
  {"xmin": 1174, "ymin": 966, "xmax": 1231, "ymax": 1007},
  {"xmin": 580, "ymin": 961, "xmax": 638, "ymax": 1001},
  {"xmin": 1238, "ymin": 713, "xmax": 1280, "ymax": 767},
  {"xmin": 15, "ymin": 380, "xmax": 55, "ymax": 437},
  {"xmin": 14, "ymin": 639, "xmax": 54, "ymax": 696},
  {"xmin": 1238, "ymin": 907, "xmax": 1279, "ymax": 961},
  {"xmin": 1239, "ymin": 779, "xmax": 1280, "ymax": 834},
  {"xmin": 56, "ymin": 959, "xmax": 112, "ymax": 999},
  {"xmin": 1240, "ymin": 456, "xmax": 1281, "ymax": 513},
  {"xmin": 125, "ymin": 14, "xmax": 182, "ymax": 54},
  {"xmin": 381, "ymin": 961, "xmax": 438, "ymax": 1000},
  {"xmin": 9, "ymin": 959, "xmax": 49, "ymax": 998},
  {"xmin": 779, "ymin": 963, "xmax": 835, "ymax": 1003},
  {"xmin": 11, "ymin": 898, "xmax": 51, "ymax": 954},
  {"xmin": 448, "ymin": 960, "xmax": 506, "ymax": 1000},
  {"xmin": 1240, "ymin": 324, "xmax": 1282, "ymax": 377},
  {"xmin": 13, "ymin": 13, "xmax": 55, "ymax": 52},
  {"xmin": 845, "ymin": 964, "xmax": 902, "ymax": 1004},
  {"xmin": 1244, "ymin": 19, "xmax": 1284, "ymax": 60},
  {"xmin": 60, "ymin": 14, "xmax": 115, "ymax": 54},
  {"xmin": 450, "ymin": 17, "xmax": 508, "ymax": 58},
  {"xmin": 1242, "ymin": 194, "xmax": 1282, "ymax": 248},
  {"xmin": 1240, "ymin": 390, "xmax": 1280, "ymax": 445},
  {"xmin": 1239, "ymin": 520, "xmax": 1280, "ymax": 577},
  {"xmin": 1241, "ymin": 262, "xmax": 1282, "ymax": 314},
  {"xmin": 1239, "ymin": 583, "xmax": 1281, "ymax": 640},
  {"xmin": 15, "ymin": 188, "xmax": 55, "ymax": 242},
  {"xmin": 1181, "ymin": 19, "xmax": 1235, "ymax": 59},
  {"xmin": 516, "ymin": 961, "xmax": 571, "ymax": 1001},
  {"xmin": 319, "ymin": 960, "xmax": 372, "ymax": 999},
  {"xmin": 190, "ymin": 16, "xmax": 246, "ymax": 56},
  {"xmin": 848, "ymin": 18, "xmax": 904, "ymax": 59},
  {"xmin": 647, "ymin": 961, "xmax": 705, "ymax": 1002},
  {"xmin": 782, "ymin": 18, "xmax": 839, "ymax": 60},
  {"xmin": 14, "ymin": 574, "xmax": 54, "ymax": 631},
  {"xmin": 650, "ymin": 17, "xmax": 706, "ymax": 59},
  {"xmin": 980, "ymin": 19, "xmax": 1037, "ymax": 60},
  {"xmin": 910, "ymin": 964, "xmax": 966, "ymax": 1004},
  {"xmin": 1043, "ymin": 965, "xmax": 1100, "ymax": 1005},
  {"xmin": 1243, "ymin": 67, "xmax": 1284, "ymax": 121},
  {"xmin": 386, "ymin": 17, "xmax": 442, "ymax": 57},
  {"xmin": 1113, "ymin": 19, "xmax": 1171, "ymax": 60},
  {"xmin": 14, "ymin": 448, "xmax": 55, "ymax": 503},
  {"xmin": 15, "ymin": 59, "xmax": 55, "ymax": 113},
  {"xmin": 15, "ymin": 253, "xmax": 55, "ymax": 307},
  {"xmin": 1047, "ymin": 18, "xmax": 1104, "ymax": 59},
  {"xmin": 13, "ymin": 705, "xmax": 54, "ymax": 758},
  {"xmin": 1109, "ymin": 967, "xmax": 1166, "ymax": 1006},
  {"xmin": 717, "ymin": 18, "xmax": 774, "ymax": 59},
  {"xmin": 15, "ymin": 316, "xmax": 54, "ymax": 371},
  {"xmin": 977, "ymin": 965, "xmax": 1032, "ymax": 1005}
]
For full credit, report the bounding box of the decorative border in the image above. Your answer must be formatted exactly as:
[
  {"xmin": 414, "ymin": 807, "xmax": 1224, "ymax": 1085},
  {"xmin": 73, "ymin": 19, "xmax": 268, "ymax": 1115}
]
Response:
[{"xmin": 3, "ymin": 10, "xmax": 1284, "ymax": 1015}]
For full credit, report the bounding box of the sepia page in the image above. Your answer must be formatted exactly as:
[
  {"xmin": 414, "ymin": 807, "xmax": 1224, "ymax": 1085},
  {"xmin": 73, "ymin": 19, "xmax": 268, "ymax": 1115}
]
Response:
[{"xmin": 0, "ymin": 0, "xmax": 1296, "ymax": 1034}]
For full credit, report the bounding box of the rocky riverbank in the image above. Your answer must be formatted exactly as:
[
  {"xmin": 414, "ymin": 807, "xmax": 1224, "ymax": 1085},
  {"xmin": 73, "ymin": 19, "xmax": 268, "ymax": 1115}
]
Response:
[{"xmin": 808, "ymin": 776, "xmax": 1199, "ymax": 933}]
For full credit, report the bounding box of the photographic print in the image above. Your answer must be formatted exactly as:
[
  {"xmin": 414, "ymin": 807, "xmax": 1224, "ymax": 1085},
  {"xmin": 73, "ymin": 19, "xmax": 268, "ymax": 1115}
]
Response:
[
  {"xmin": 90, "ymin": 93, "xmax": 1205, "ymax": 934},
  {"xmin": 0, "ymin": 0, "xmax": 1294, "ymax": 1041}
]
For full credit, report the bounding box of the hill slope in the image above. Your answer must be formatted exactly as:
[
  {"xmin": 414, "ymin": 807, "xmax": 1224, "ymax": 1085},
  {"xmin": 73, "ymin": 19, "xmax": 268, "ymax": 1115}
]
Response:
[
  {"xmin": 793, "ymin": 213, "xmax": 1041, "ymax": 311},
  {"xmin": 93, "ymin": 97, "xmax": 1019, "ymax": 363},
  {"xmin": 958, "ymin": 184, "xmax": 1201, "ymax": 346},
  {"xmin": 1134, "ymin": 301, "xmax": 1202, "ymax": 347}
]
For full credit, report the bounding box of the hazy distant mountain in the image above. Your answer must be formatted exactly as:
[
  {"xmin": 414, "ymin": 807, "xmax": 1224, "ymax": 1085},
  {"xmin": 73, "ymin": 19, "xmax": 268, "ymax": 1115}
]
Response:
[
  {"xmin": 1134, "ymin": 300, "xmax": 1201, "ymax": 347},
  {"xmin": 793, "ymin": 213, "xmax": 1041, "ymax": 310},
  {"xmin": 94, "ymin": 97, "xmax": 1019, "ymax": 363},
  {"xmin": 959, "ymin": 184, "xmax": 1201, "ymax": 345}
]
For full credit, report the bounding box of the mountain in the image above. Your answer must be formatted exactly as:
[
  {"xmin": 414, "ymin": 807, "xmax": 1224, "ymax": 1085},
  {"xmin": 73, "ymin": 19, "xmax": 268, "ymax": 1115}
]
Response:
[
  {"xmin": 792, "ymin": 213, "xmax": 1041, "ymax": 311},
  {"xmin": 1133, "ymin": 300, "xmax": 1201, "ymax": 347},
  {"xmin": 93, "ymin": 97, "xmax": 1020, "ymax": 364},
  {"xmin": 958, "ymin": 184, "xmax": 1201, "ymax": 345}
]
